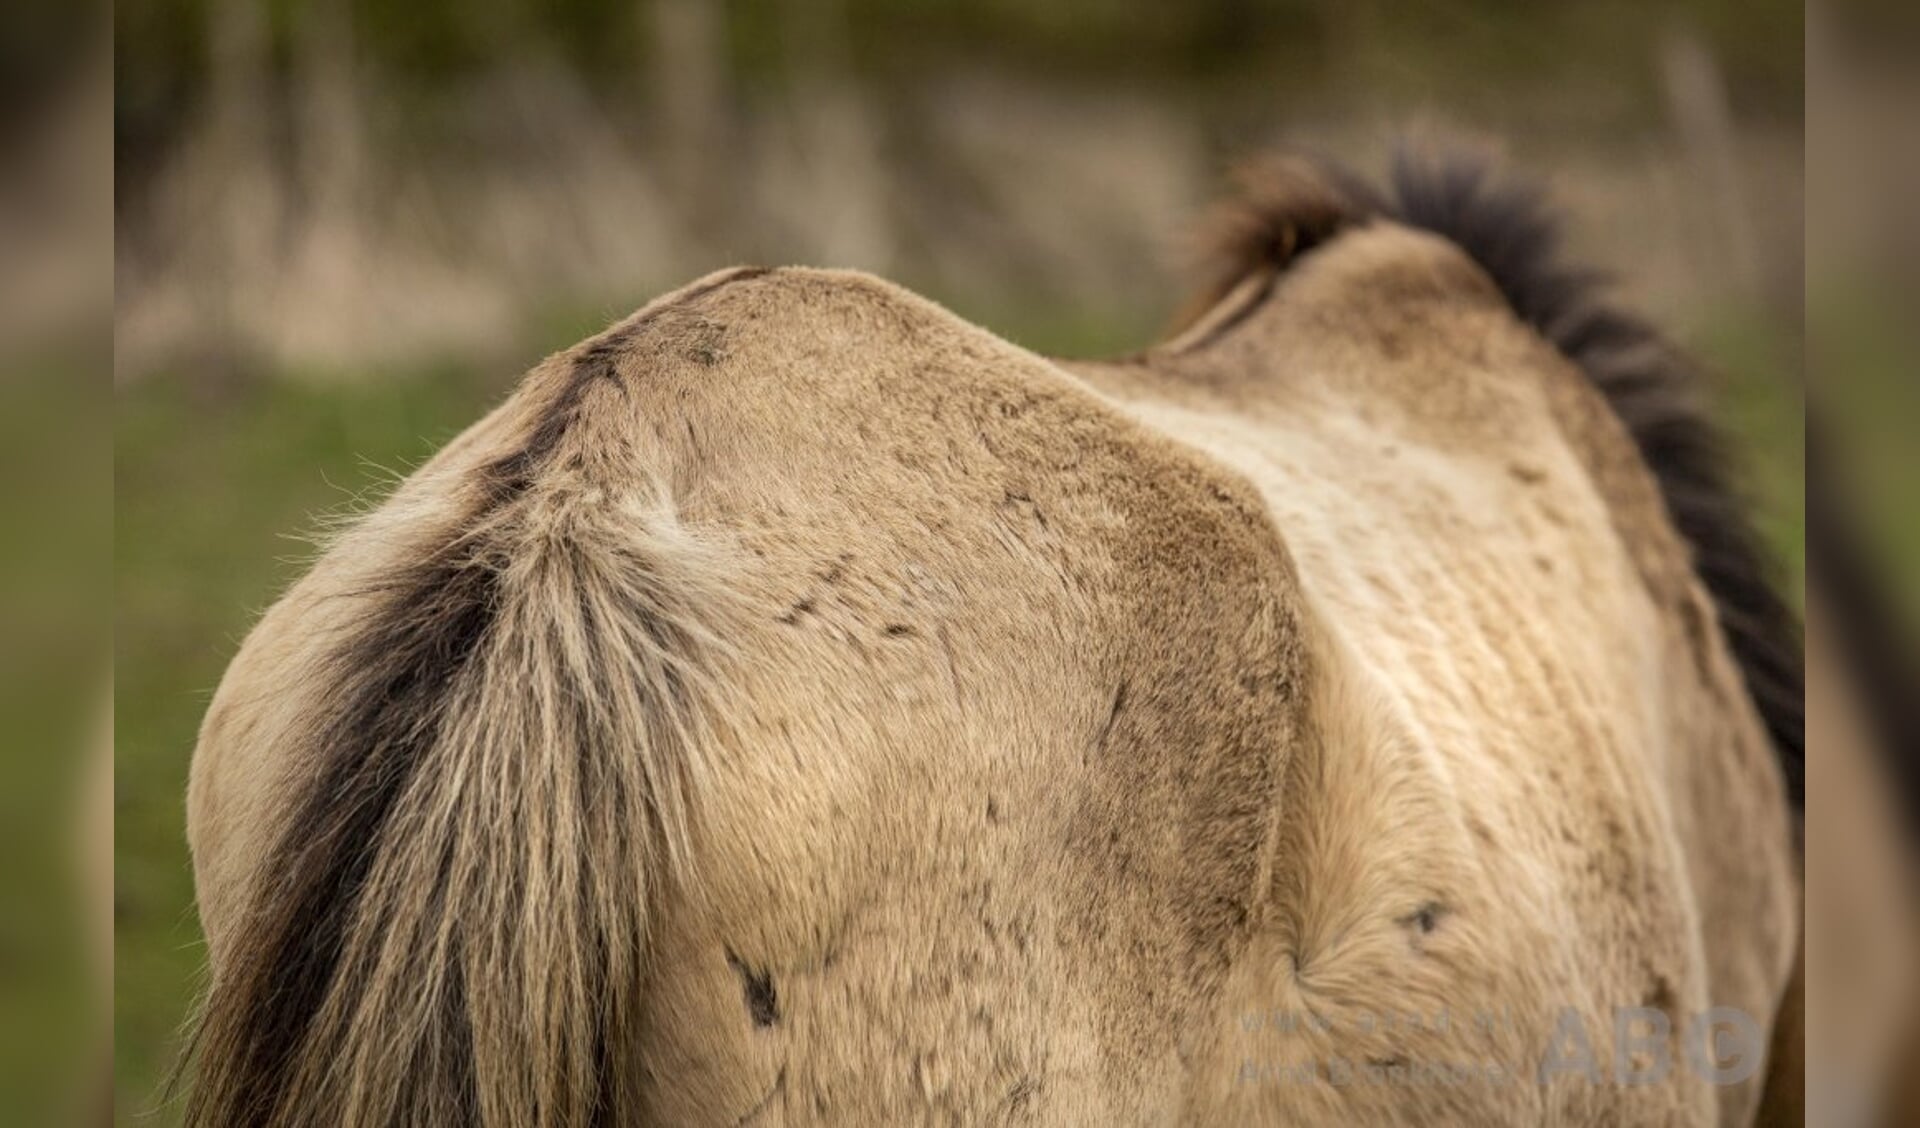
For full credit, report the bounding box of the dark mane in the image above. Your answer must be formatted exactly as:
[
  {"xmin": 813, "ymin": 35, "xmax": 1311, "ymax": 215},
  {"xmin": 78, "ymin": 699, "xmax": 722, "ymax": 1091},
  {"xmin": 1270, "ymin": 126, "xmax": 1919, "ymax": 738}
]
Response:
[
  {"xmin": 1382, "ymin": 146, "xmax": 1801, "ymax": 810},
  {"xmin": 1178, "ymin": 146, "xmax": 1804, "ymax": 810},
  {"xmin": 1167, "ymin": 155, "xmax": 1380, "ymax": 341}
]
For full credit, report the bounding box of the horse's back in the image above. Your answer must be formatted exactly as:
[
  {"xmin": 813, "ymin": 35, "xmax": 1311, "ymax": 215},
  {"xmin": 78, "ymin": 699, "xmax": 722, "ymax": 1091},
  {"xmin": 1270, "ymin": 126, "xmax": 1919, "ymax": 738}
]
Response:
[{"xmin": 187, "ymin": 208, "xmax": 1798, "ymax": 1123}]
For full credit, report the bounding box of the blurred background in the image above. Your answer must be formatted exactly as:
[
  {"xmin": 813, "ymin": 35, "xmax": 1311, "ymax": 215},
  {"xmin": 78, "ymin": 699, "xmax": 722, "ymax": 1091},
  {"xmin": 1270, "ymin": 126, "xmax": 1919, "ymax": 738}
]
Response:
[
  {"xmin": 109, "ymin": 1, "xmax": 1812, "ymax": 1124},
  {"xmin": 1807, "ymin": 4, "xmax": 1920, "ymax": 1126},
  {"xmin": 0, "ymin": 0, "xmax": 108, "ymax": 1125}
]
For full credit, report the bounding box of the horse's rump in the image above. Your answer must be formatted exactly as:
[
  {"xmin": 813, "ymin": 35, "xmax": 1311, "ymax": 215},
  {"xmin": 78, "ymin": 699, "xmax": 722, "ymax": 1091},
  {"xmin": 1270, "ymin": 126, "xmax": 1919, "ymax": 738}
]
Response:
[{"xmin": 182, "ymin": 149, "xmax": 1803, "ymax": 1125}]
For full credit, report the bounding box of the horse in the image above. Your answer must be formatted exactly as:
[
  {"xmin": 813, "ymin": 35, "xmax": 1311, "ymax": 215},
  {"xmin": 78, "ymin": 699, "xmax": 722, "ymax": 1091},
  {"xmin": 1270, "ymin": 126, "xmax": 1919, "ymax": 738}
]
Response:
[{"xmin": 179, "ymin": 146, "xmax": 1803, "ymax": 1126}]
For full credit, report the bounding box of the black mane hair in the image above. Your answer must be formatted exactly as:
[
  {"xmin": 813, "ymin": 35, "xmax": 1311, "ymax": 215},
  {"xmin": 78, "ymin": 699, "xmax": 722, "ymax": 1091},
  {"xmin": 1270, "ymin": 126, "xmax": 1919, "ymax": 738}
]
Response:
[
  {"xmin": 1181, "ymin": 144, "xmax": 1804, "ymax": 810},
  {"xmin": 1381, "ymin": 146, "xmax": 1802, "ymax": 810}
]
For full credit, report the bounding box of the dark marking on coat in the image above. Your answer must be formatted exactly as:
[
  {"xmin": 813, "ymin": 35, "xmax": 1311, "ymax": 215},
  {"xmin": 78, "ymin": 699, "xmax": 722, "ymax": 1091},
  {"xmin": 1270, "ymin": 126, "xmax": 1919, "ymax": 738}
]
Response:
[
  {"xmin": 1003, "ymin": 1074, "xmax": 1040, "ymax": 1114},
  {"xmin": 1398, "ymin": 901, "xmax": 1448, "ymax": 937},
  {"xmin": 776, "ymin": 597, "xmax": 817, "ymax": 626},
  {"xmin": 1088, "ymin": 681, "xmax": 1129, "ymax": 762},
  {"xmin": 1643, "ymin": 973, "xmax": 1677, "ymax": 1016},
  {"xmin": 726, "ymin": 948, "xmax": 781, "ymax": 1028},
  {"xmin": 484, "ymin": 266, "xmax": 773, "ymax": 500}
]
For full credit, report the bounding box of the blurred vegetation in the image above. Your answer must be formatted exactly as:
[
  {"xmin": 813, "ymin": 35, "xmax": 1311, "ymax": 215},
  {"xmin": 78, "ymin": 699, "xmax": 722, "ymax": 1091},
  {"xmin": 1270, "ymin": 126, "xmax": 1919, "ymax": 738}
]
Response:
[
  {"xmin": 114, "ymin": 1, "xmax": 1804, "ymax": 269},
  {"xmin": 1815, "ymin": 285, "xmax": 1920, "ymax": 623},
  {"xmin": 115, "ymin": 0, "xmax": 1802, "ymax": 152},
  {"xmin": 111, "ymin": 0, "xmax": 1805, "ymax": 378},
  {"xmin": 0, "ymin": 359, "xmax": 108, "ymax": 1127},
  {"xmin": 2, "ymin": 14, "xmax": 110, "ymax": 1120}
]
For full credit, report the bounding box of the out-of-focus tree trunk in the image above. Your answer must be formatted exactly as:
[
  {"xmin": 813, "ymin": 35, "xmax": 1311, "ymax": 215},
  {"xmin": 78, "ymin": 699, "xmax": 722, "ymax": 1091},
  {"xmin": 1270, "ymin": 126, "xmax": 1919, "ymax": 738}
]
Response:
[
  {"xmin": 649, "ymin": 0, "xmax": 732, "ymax": 247},
  {"xmin": 199, "ymin": 0, "xmax": 280, "ymax": 367},
  {"xmin": 778, "ymin": 0, "xmax": 894, "ymax": 272},
  {"xmin": 284, "ymin": 0, "xmax": 369, "ymax": 356},
  {"xmin": 2, "ymin": 17, "xmax": 109, "ymax": 357},
  {"xmin": 293, "ymin": 0, "xmax": 365, "ymax": 258},
  {"xmin": 1660, "ymin": 26, "xmax": 1763, "ymax": 304}
]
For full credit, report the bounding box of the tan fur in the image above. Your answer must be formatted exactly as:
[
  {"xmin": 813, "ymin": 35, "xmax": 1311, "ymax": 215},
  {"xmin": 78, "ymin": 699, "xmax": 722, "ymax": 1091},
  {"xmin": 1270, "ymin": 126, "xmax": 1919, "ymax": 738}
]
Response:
[{"xmin": 186, "ymin": 224, "xmax": 1798, "ymax": 1122}]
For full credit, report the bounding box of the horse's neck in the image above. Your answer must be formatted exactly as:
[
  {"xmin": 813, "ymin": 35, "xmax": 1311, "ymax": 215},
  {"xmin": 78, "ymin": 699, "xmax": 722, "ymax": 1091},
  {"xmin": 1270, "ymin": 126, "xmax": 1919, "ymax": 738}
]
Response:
[
  {"xmin": 1122, "ymin": 381, "xmax": 1666, "ymax": 754},
  {"xmin": 1089, "ymin": 379, "xmax": 1639, "ymax": 1113}
]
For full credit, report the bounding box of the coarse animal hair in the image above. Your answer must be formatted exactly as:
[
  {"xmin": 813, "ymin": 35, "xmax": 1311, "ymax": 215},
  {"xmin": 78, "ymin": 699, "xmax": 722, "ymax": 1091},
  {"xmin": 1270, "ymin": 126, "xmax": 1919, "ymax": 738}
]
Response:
[
  {"xmin": 178, "ymin": 293, "xmax": 749, "ymax": 1126},
  {"xmin": 178, "ymin": 164, "xmax": 1805, "ymax": 1124},
  {"xmin": 1181, "ymin": 142, "xmax": 1804, "ymax": 811},
  {"xmin": 1166, "ymin": 154, "xmax": 1380, "ymax": 342}
]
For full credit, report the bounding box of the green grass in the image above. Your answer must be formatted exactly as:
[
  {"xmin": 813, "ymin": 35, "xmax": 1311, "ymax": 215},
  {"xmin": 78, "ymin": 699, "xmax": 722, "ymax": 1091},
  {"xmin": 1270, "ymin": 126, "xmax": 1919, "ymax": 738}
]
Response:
[
  {"xmin": 1688, "ymin": 304, "xmax": 1806, "ymax": 601},
  {"xmin": 112, "ymin": 309, "xmax": 1803, "ymax": 1122},
  {"xmin": 114, "ymin": 362, "xmax": 503, "ymax": 1122},
  {"xmin": 0, "ymin": 360, "xmax": 110, "ymax": 1126},
  {"xmin": 1810, "ymin": 287, "xmax": 1920, "ymax": 629}
]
